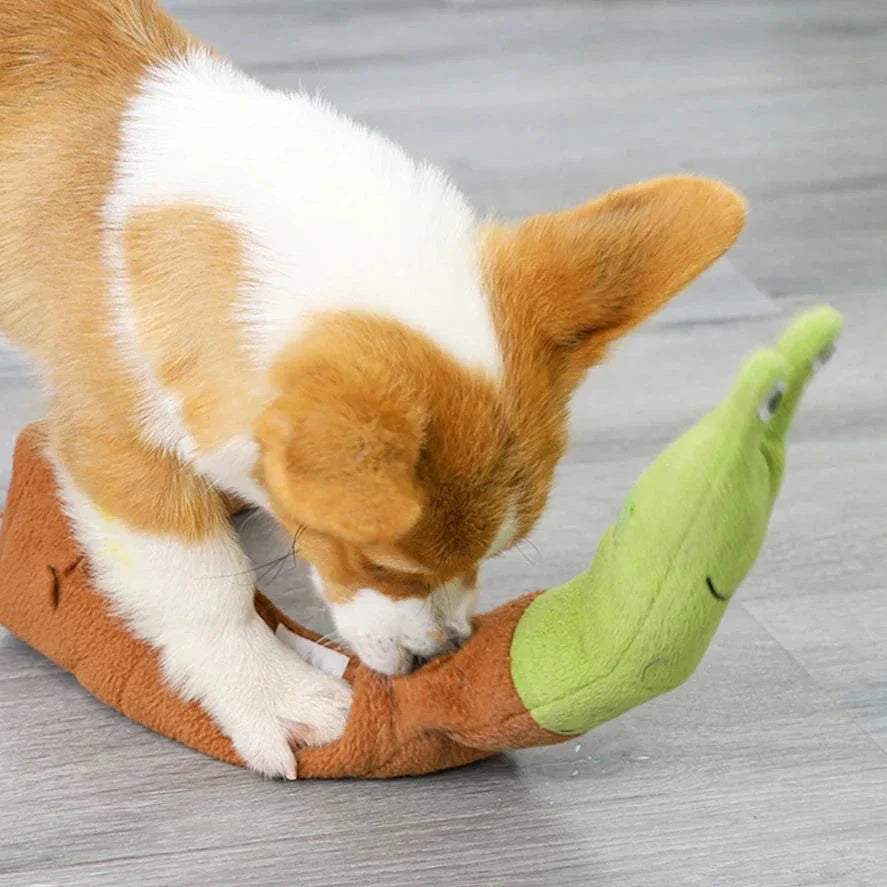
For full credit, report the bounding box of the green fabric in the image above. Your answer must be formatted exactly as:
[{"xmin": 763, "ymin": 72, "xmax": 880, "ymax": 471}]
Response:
[{"xmin": 510, "ymin": 306, "xmax": 842, "ymax": 735}]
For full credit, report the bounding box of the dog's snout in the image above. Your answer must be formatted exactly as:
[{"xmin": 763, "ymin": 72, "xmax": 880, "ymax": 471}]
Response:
[{"xmin": 328, "ymin": 582, "xmax": 477, "ymax": 675}]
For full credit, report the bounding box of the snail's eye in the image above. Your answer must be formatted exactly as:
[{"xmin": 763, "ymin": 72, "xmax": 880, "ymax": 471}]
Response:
[
  {"xmin": 758, "ymin": 381, "xmax": 786, "ymax": 421},
  {"xmin": 811, "ymin": 341, "xmax": 836, "ymax": 375}
]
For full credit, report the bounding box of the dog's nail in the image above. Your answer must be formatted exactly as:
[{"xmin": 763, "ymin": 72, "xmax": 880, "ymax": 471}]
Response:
[{"xmin": 289, "ymin": 724, "xmax": 310, "ymax": 750}]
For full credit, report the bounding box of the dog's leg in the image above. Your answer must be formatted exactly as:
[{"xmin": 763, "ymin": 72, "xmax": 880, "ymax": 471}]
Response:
[{"xmin": 48, "ymin": 423, "xmax": 351, "ymax": 778}]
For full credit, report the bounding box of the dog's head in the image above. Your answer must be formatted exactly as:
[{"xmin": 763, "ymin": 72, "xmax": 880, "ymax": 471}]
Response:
[{"xmin": 256, "ymin": 176, "xmax": 746, "ymax": 673}]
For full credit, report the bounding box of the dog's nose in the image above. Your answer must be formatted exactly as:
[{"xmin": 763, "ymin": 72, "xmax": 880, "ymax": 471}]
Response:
[
  {"xmin": 408, "ymin": 628, "xmax": 471, "ymax": 672},
  {"xmin": 434, "ymin": 627, "xmax": 471, "ymax": 660},
  {"xmin": 450, "ymin": 621, "xmax": 474, "ymax": 646},
  {"xmin": 409, "ymin": 653, "xmax": 430, "ymax": 672},
  {"xmin": 449, "ymin": 627, "xmax": 471, "ymax": 649}
]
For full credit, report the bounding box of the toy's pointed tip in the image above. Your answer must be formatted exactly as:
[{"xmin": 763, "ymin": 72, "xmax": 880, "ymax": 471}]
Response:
[{"xmin": 779, "ymin": 304, "xmax": 843, "ymax": 350}]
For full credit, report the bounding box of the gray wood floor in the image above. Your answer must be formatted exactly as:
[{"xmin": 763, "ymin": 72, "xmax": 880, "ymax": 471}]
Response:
[{"xmin": 1, "ymin": 1, "xmax": 885, "ymax": 885}]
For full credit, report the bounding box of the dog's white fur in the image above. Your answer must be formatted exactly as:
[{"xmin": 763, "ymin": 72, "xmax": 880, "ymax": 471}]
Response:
[
  {"xmin": 108, "ymin": 50, "xmax": 500, "ymax": 398},
  {"xmin": 485, "ymin": 506, "xmax": 519, "ymax": 558},
  {"xmin": 316, "ymin": 571, "xmax": 478, "ymax": 675},
  {"xmin": 54, "ymin": 457, "xmax": 352, "ymax": 779}
]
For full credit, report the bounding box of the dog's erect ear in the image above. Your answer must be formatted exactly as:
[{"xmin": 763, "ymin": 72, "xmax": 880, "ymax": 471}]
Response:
[
  {"xmin": 483, "ymin": 175, "xmax": 747, "ymax": 375},
  {"xmin": 256, "ymin": 379, "xmax": 426, "ymax": 545}
]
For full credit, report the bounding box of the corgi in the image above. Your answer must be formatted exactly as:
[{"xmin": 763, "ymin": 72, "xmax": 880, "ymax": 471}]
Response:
[{"xmin": 0, "ymin": 0, "xmax": 746, "ymax": 777}]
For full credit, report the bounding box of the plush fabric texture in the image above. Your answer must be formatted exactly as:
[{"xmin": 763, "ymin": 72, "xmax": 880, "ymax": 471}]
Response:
[
  {"xmin": 510, "ymin": 306, "xmax": 842, "ymax": 734},
  {"xmin": 0, "ymin": 307, "xmax": 840, "ymax": 777}
]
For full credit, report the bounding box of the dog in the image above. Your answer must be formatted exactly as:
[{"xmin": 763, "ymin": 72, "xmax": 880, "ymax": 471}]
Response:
[{"xmin": 0, "ymin": 0, "xmax": 746, "ymax": 777}]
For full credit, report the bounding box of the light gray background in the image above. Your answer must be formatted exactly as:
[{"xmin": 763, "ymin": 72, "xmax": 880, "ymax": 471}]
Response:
[{"xmin": 1, "ymin": 1, "xmax": 885, "ymax": 885}]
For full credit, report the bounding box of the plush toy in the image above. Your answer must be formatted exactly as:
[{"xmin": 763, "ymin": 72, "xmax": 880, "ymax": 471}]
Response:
[{"xmin": 0, "ymin": 307, "xmax": 840, "ymax": 778}]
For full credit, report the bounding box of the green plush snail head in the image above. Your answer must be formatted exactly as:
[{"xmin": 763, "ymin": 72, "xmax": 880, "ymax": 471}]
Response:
[{"xmin": 511, "ymin": 307, "xmax": 843, "ymax": 736}]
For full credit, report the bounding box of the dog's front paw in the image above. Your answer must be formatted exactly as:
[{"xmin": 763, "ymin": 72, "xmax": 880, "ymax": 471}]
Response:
[
  {"xmin": 276, "ymin": 664, "xmax": 353, "ymax": 750},
  {"xmin": 231, "ymin": 663, "xmax": 352, "ymax": 780},
  {"xmin": 187, "ymin": 622, "xmax": 352, "ymax": 779}
]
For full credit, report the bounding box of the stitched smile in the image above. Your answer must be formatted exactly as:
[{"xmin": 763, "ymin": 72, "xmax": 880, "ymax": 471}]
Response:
[{"xmin": 706, "ymin": 576, "xmax": 728, "ymax": 602}]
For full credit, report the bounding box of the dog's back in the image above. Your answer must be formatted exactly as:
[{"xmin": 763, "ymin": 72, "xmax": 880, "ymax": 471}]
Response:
[{"xmin": 0, "ymin": 0, "xmax": 189, "ymax": 361}]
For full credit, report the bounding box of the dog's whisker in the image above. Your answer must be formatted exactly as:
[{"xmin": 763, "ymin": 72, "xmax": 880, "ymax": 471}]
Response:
[
  {"xmin": 208, "ymin": 550, "xmax": 291, "ymax": 581},
  {"xmin": 234, "ymin": 507, "xmax": 264, "ymax": 534},
  {"xmin": 515, "ymin": 538, "xmax": 541, "ymax": 565},
  {"xmin": 264, "ymin": 553, "xmax": 292, "ymax": 587}
]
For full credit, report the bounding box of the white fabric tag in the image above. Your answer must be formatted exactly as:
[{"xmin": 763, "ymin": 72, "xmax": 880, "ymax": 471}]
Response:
[{"xmin": 275, "ymin": 623, "xmax": 350, "ymax": 679}]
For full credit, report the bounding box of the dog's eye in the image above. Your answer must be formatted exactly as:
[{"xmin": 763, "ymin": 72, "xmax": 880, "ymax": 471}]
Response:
[
  {"xmin": 757, "ymin": 382, "xmax": 786, "ymax": 422},
  {"xmin": 364, "ymin": 561, "xmax": 418, "ymax": 582},
  {"xmin": 364, "ymin": 561, "xmax": 392, "ymax": 578}
]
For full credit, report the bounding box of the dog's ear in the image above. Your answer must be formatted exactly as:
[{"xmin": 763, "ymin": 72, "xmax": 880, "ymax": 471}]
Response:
[
  {"xmin": 483, "ymin": 175, "xmax": 746, "ymax": 378},
  {"xmin": 257, "ymin": 377, "xmax": 425, "ymax": 545}
]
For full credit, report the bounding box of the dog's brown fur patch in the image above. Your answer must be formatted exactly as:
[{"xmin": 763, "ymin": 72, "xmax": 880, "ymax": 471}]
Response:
[
  {"xmin": 124, "ymin": 203, "xmax": 267, "ymax": 451},
  {"xmin": 0, "ymin": 1, "xmax": 223, "ymax": 539},
  {"xmin": 483, "ymin": 175, "xmax": 748, "ymax": 393},
  {"xmin": 256, "ymin": 313, "xmax": 514, "ymax": 597}
]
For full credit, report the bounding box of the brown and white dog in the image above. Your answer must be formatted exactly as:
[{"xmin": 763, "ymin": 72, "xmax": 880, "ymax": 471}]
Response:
[{"xmin": 0, "ymin": 0, "xmax": 746, "ymax": 777}]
